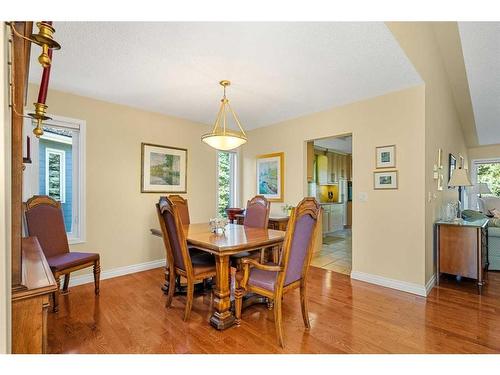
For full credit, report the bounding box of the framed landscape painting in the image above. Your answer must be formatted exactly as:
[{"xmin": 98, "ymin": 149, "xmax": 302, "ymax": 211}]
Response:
[
  {"xmin": 141, "ymin": 143, "xmax": 187, "ymax": 193},
  {"xmin": 374, "ymin": 170, "xmax": 398, "ymax": 190},
  {"xmin": 256, "ymin": 152, "xmax": 284, "ymax": 202}
]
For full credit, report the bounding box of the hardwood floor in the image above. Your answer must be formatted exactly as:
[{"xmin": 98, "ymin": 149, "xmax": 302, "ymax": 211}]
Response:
[{"xmin": 47, "ymin": 267, "xmax": 500, "ymax": 354}]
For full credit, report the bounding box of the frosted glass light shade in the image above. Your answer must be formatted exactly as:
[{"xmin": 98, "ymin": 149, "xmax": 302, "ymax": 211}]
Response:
[
  {"xmin": 201, "ymin": 133, "xmax": 247, "ymax": 151},
  {"xmin": 477, "ymin": 182, "xmax": 492, "ymax": 194}
]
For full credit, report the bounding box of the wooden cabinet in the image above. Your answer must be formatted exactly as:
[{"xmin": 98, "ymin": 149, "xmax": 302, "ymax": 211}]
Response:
[
  {"xmin": 12, "ymin": 237, "xmax": 57, "ymax": 353},
  {"xmin": 317, "ymin": 155, "xmax": 328, "ymax": 185},
  {"xmin": 306, "ymin": 141, "xmax": 315, "ymax": 182},
  {"xmin": 346, "ymin": 201, "xmax": 352, "ymax": 228},
  {"xmin": 321, "ymin": 204, "xmax": 345, "ymax": 235},
  {"xmin": 436, "ymin": 219, "xmax": 488, "ymax": 294}
]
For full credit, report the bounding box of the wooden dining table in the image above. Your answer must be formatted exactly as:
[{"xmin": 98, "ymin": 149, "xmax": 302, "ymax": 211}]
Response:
[{"xmin": 151, "ymin": 223, "xmax": 286, "ymax": 330}]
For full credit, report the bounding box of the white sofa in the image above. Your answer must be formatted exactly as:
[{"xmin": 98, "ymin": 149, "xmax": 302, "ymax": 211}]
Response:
[{"xmin": 478, "ymin": 196, "xmax": 500, "ymax": 214}]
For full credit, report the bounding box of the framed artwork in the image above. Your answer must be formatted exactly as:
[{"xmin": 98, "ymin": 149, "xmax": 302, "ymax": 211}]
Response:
[
  {"xmin": 376, "ymin": 145, "xmax": 396, "ymax": 169},
  {"xmin": 141, "ymin": 143, "xmax": 187, "ymax": 193},
  {"xmin": 256, "ymin": 152, "xmax": 284, "ymax": 202},
  {"xmin": 374, "ymin": 171, "xmax": 398, "ymax": 190},
  {"xmin": 448, "ymin": 153, "xmax": 456, "ymax": 188}
]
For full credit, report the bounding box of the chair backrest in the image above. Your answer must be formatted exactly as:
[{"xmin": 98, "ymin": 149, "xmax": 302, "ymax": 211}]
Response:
[
  {"xmin": 243, "ymin": 195, "xmax": 270, "ymax": 228},
  {"xmin": 156, "ymin": 196, "xmax": 192, "ymax": 274},
  {"xmin": 278, "ymin": 197, "xmax": 320, "ymax": 287},
  {"xmin": 23, "ymin": 195, "xmax": 70, "ymax": 258},
  {"xmin": 168, "ymin": 195, "xmax": 190, "ymax": 225}
]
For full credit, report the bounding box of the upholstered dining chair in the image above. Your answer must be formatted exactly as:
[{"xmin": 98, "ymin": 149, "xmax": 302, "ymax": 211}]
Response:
[
  {"xmin": 156, "ymin": 196, "xmax": 217, "ymax": 321},
  {"xmin": 163, "ymin": 195, "xmax": 209, "ymax": 293},
  {"xmin": 24, "ymin": 195, "xmax": 100, "ymax": 312},
  {"xmin": 230, "ymin": 195, "xmax": 271, "ymax": 267},
  {"xmin": 234, "ymin": 197, "xmax": 321, "ymax": 347}
]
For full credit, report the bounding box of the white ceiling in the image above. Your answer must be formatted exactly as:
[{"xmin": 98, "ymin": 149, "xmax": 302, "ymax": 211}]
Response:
[
  {"xmin": 314, "ymin": 136, "xmax": 352, "ymax": 154},
  {"xmin": 459, "ymin": 22, "xmax": 500, "ymax": 145},
  {"xmin": 30, "ymin": 22, "xmax": 422, "ymax": 129}
]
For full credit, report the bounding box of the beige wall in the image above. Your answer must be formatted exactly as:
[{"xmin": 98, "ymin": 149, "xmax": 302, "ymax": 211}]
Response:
[
  {"xmin": 387, "ymin": 22, "xmax": 470, "ymax": 284},
  {"xmin": 1, "ymin": 24, "xmax": 11, "ymax": 354},
  {"xmin": 242, "ymin": 86, "xmax": 427, "ymax": 285},
  {"xmin": 468, "ymin": 144, "xmax": 500, "ymax": 162},
  {"xmin": 27, "ymin": 85, "xmax": 217, "ymax": 274}
]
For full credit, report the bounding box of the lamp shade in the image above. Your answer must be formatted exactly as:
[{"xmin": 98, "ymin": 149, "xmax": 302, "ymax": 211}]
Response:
[
  {"xmin": 448, "ymin": 167, "xmax": 473, "ymax": 188},
  {"xmin": 477, "ymin": 182, "xmax": 492, "ymax": 194}
]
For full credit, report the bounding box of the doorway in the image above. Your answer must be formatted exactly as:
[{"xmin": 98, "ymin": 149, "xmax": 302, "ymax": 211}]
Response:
[{"xmin": 306, "ymin": 134, "xmax": 352, "ymax": 275}]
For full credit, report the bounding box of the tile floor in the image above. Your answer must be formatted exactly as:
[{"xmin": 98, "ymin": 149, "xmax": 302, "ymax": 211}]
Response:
[{"xmin": 311, "ymin": 229, "xmax": 352, "ymax": 275}]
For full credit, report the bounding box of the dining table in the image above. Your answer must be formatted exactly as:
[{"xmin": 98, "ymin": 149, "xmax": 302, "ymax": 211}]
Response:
[{"xmin": 150, "ymin": 223, "xmax": 286, "ymax": 330}]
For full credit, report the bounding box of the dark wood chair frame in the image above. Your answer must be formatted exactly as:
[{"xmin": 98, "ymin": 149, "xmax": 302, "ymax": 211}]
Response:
[
  {"xmin": 235, "ymin": 197, "xmax": 321, "ymax": 347},
  {"xmin": 156, "ymin": 197, "xmax": 217, "ymax": 321},
  {"xmin": 23, "ymin": 195, "xmax": 100, "ymax": 312}
]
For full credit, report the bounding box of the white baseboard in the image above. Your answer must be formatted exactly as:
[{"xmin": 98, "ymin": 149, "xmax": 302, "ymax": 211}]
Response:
[
  {"xmin": 350, "ymin": 270, "xmax": 433, "ymax": 297},
  {"xmin": 425, "ymin": 274, "xmax": 436, "ymax": 295},
  {"xmin": 68, "ymin": 258, "xmax": 166, "ymax": 288}
]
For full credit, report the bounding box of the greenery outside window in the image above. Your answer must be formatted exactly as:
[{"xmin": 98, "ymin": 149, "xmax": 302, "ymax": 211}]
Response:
[{"xmin": 217, "ymin": 151, "xmax": 237, "ymax": 217}]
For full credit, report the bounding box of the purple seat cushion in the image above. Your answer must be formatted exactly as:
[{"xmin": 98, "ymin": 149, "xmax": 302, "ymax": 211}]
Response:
[
  {"xmin": 249, "ymin": 264, "xmax": 278, "ymax": 291},
  {"xmin": 48, "ymin": 252, "xmax": 99, "ymax": 271}
]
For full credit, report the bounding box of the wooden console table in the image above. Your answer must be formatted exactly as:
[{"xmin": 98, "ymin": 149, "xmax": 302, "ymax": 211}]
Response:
[{"xmin": 436, "ymin": 218, "xmax": 489, "ymax": 294}]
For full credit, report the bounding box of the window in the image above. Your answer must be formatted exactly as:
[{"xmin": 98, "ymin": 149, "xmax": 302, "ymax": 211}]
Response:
[
  {"xmin": 23, "ymin": 115, "xmax": 86, "ymax": 243},
  {"xmin": 216, "ymin": 151, "xmax": 237, "ymax": 217},
  {"xmin": 469, "ymin": 158, "xmax": 500, "ymax": 210},
  {"xmin": 45, "ymin": 148, "xmax": 66, "ymax": 203}
]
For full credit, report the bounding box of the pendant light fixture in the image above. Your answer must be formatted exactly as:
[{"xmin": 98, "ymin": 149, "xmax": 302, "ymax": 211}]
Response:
[{"xmin": 201, "ymin": 80, "xmax": 247, "ymax": 151}]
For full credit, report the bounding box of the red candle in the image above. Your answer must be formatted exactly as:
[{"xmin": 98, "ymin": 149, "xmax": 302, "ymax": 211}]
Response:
[{"xmin": 37, "ymin": 48, "xmax": 53, "ymax": 104}]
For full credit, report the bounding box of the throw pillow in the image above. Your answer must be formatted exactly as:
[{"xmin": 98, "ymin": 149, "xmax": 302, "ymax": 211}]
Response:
[{"xmin": 490, "ymin": 208, "xmax": 500, "ymax": 218}]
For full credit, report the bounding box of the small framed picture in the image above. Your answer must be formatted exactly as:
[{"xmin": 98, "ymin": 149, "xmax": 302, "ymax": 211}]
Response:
[
  {"xmin": 374, "ymin": 171, "xmax": 398, "ymax": 190},
  {"xmin": 141, "ymin": 143, "xmax": 187, "ymax": 193},
  {"xmin": 376, "ymin": 145, "xmax": 396, "ymax": 169}
]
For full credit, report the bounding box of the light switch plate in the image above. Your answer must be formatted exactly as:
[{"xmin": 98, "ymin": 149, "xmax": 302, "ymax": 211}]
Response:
[{"xmin": 359, "ymin": 192, "xmax": 368, "ymax": 202}]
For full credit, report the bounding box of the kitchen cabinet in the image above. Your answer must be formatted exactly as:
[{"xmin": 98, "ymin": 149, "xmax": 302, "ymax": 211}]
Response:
[
  {"xmin": 321, "ymin": 203, "xmax": 345, "ymax": 235},
  {"xmin": 317, "ymin": 155, "xmax": 328, "ymax": 185},
  {"xmin": 307, "ymin": 141, "xmax": 315, "ymax": 182}
]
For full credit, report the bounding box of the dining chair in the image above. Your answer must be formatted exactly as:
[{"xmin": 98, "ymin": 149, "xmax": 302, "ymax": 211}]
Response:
[
  {"xmin": 234, "ymin": 197, "xmax": 321, "ymax": 347},
  {"xmin": 24, "ymin": 195, "xmax": 100, "ymax": 312},
  {"xmin": 156, "ymin": 196, "xmax": 217, "ymax": 321},
  {"xmin": 231, "ymin": 195, "xmax": 271, "ymax": 267},
  {"xmin": 163, "ymin": 195, "xmax": 210, "ymax": 294}
]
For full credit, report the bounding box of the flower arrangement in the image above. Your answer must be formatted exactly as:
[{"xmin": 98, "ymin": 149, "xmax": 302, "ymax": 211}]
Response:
[{"xmin": 282, "ymin": 204, "xmax": 294, "ymax": 216}]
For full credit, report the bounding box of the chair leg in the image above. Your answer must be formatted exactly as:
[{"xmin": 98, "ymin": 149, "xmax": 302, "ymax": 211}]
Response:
[
  {"xmin": 93, "ymin": 260, "xmax": 101, "ymax": 295},
  {"xmin": 53, "ymin": 275, "xmax": 61, "ymax": 312},
  {"xmin": 274, "ymin": 295, "xmax": 284, "ymax": 348},
  {"xmin": 165, "ymin": 270, "xmax": 176, "ymax": 308},
  {"xmin": 61, "ymin": 274, "xmax": 70, "ymax": 295},
  {"xmin": 183, "ymin": 279, "xmax": 194, "ymax": 322},
  {"xmin": 300, "ymin": 281, "xmax": 310, "ymax": 329}
]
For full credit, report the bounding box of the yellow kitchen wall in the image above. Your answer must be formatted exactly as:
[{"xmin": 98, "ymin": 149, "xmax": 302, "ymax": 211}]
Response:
[
  {"xmin": 387, "ymin": 22, "xmax": 470, "ymax": 285},
  {"xmin": 242, "ymin": 85, "xmax": 427, "ymax": 286},
  {"xmin": 26, "ymin": 85, "xmax": 217, "ymax": 276},
  {"xmin": 469, "ymin": 144, "xmax": 500, "ymax": 161}
]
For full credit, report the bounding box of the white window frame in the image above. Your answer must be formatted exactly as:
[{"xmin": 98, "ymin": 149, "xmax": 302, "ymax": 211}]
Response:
[
  {"xmin": 469, "ymin": 157, "xmax": 500, "ymax": 210},
  {"xmin": 23, "ymin": 114, "xmax": 86, "ymax": 244},
  {"xmin": 45, "ymin": 148, "xmax": 66, "ymax": 203},
  {"xmin": 216, "ymin": 150, "xmax": 239, "ymax": 216}
]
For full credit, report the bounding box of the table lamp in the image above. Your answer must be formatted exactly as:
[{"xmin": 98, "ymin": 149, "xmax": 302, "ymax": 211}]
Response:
[{"xmin": 448, "ymin": 167, "xmax": 473, "ymax": 219}]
